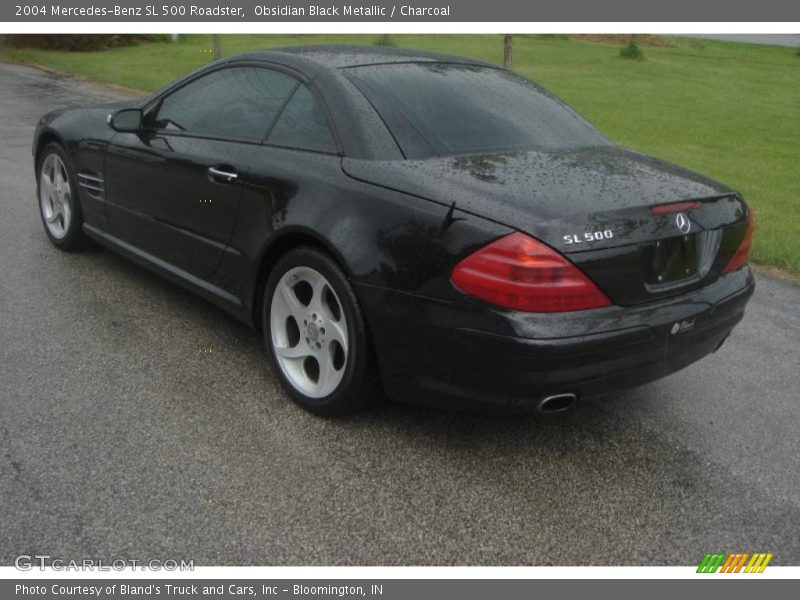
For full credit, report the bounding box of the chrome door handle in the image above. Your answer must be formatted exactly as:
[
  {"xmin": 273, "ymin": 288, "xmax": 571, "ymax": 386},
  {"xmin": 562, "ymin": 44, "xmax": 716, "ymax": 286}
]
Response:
[{"xmin": 207, "ymin": 166, "xmax": 238, "ymax": 182}]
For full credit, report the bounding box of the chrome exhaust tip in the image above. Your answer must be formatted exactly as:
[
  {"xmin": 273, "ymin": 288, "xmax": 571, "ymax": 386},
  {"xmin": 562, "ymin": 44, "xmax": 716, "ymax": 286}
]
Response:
[{"xmin": 537, "ymin": 393, "xmax": 578, "ymax": 414}]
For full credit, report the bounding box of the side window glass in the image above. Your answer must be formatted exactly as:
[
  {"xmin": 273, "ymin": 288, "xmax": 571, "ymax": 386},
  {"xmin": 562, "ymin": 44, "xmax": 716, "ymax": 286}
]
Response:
[
  {"xmin": 153, "ymin": 67, "xmax": 296, "ymax": 142},
  {"xmin": 267, "ymin": 84, "xmax": 338, "ymax": 153}
]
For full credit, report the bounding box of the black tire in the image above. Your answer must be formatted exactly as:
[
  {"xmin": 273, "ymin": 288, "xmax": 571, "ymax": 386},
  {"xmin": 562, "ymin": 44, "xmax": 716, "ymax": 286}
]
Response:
[
  {"xmin": 36, "ymin": 142, "xmax": 89, "ymax": 251},
  {"xmin": 262, "ymin": 246, "xmax": 381, "ymax": 416}
]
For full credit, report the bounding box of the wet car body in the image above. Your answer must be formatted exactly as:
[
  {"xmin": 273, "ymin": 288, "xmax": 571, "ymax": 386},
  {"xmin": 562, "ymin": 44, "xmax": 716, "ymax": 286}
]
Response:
[{"xmin": 32, "ymin": 45, "xmax": 755, "ymax": 412}]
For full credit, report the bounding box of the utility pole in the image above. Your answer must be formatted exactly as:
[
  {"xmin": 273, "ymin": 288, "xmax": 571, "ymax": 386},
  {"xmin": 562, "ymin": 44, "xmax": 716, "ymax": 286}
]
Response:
[
  {"xmin": 503, "ymin": 35, "xmax": 513, "ymax": 68},
  {"xmin": 212, "ymin": 34, "xmax": 222, "ymax": 60}
]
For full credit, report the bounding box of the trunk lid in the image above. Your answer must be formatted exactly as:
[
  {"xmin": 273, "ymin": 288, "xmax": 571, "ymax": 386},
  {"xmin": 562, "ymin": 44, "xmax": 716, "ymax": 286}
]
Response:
[{"xmin": 343, "ymin": 146, "xmax": 749, "ymax": 305}]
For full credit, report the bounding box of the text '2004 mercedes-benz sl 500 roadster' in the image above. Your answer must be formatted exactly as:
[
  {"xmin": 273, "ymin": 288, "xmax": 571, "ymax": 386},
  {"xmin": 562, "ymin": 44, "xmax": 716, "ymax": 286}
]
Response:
[{"xmin": 33, "ymin": 45, "xmax": 755, "ymax": 415}]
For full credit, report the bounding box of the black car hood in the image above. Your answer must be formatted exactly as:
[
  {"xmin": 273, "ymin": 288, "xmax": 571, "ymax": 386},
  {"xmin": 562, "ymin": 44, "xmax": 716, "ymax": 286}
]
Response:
[
  {"xmin": 342, "ymin": 145, "xmax": 738, "ymax": 251},
  {"xmin": 42, "ymin": 101, "xmax": 132, "ymax": 124}
]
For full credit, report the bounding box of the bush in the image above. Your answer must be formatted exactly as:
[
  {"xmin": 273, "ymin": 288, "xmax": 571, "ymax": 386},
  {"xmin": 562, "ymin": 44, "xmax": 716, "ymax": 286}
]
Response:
[
  {"xmin": 2, "ymin": 35, "xmax": 164, "ymax": 51},
  {"xmin": 619, "ymin": 39, "xmax": 645, "ymax": 60}
]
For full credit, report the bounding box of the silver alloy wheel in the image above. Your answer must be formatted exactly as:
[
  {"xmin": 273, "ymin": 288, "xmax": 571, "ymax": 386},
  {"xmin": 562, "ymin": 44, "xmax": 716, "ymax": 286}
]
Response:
[
  {"xmin": 270, "ymin": 266, "xmax": 349, "ymax": 398},
  {"xmin": 39, "ymin": 153, "xmax": 72, "ymax": 239}
]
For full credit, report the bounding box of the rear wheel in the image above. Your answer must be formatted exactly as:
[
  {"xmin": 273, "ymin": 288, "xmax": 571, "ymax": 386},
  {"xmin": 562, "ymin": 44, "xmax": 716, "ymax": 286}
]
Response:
[
  {"xmin": 263, "ymin": 247, "xmax": 380, "ymax": 416},
  {"xmin": 37, "ymin": 143, "xmax": 88, "ymax": 250}
]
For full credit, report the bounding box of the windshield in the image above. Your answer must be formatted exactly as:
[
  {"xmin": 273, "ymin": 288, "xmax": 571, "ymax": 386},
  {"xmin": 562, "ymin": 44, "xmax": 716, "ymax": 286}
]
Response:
[{"xmin": 345, "ymin": 63, "xmax": 609, "ymax": 158}]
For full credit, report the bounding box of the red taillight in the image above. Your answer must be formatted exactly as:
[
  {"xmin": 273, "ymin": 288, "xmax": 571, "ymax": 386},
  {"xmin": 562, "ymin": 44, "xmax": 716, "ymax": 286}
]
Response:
[
  {"xmin": 723, "ymin": 210, "xmax": 755, "ymax": 274},
  {"xmin": 451, "ymin": 232, "xmax": 612, "ymax": 313}
]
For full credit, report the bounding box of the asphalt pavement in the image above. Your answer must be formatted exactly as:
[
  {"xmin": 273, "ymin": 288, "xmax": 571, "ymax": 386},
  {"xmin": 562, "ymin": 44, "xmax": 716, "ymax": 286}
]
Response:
[{"xmin": 0, "ymin": 62, "xmax": 798, "ymax": 566}]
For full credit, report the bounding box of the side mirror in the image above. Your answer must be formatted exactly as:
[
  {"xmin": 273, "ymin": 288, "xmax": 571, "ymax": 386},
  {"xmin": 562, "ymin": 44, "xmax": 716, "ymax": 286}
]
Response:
[{"xmin": 108, "ymin": 108, "xmax": 143, "ymax": 133}]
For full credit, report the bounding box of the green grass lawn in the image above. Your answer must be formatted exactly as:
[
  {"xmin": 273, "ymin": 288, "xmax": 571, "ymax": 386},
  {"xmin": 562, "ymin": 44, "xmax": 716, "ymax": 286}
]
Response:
[{"xmin": 2, "ymin": 34, "xmax": 798, "ymax": 275}]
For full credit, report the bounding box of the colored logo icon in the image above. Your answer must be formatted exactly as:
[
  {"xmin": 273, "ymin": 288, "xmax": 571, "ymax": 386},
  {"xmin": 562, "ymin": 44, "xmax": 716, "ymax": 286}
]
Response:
[{"xmin": 697, "ymin": 552, "xmax": 773, "ymax": 573}]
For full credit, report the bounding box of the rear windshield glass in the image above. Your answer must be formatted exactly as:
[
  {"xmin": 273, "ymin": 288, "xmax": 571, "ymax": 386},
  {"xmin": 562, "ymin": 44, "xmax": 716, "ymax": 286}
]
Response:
[{"xmin": 345, "ymin": 63, "xmax": 609, "ymax": 158}]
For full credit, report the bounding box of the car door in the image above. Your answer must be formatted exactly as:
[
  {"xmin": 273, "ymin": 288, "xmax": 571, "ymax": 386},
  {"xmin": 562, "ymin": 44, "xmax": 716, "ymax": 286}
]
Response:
[
  {"xmin": 104, "ymin": 65, "xmax": 298, "ymax": 279},
  {"xmin": 217, "ymin": 82, "xmax": 345, "ymax": 297}
]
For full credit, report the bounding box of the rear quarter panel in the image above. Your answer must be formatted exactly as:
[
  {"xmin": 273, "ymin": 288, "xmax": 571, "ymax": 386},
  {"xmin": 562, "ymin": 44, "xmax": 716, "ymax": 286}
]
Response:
[{"xmin": 215, "ymin": 147, "xmax": 512, "ymax": 325}]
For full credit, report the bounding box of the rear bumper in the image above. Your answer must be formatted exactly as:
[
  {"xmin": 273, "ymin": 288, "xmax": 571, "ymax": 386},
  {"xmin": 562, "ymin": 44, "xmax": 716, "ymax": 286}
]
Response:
[{"xmin": 356, "ymin": 266, "xmax": 755, "ymax": 411}]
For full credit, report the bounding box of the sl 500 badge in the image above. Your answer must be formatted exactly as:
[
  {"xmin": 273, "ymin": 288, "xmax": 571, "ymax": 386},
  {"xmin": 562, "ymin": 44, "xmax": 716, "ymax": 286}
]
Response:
[{"xmin": 563, "ymin": 229, "xmax": 614, "ymax": 245}]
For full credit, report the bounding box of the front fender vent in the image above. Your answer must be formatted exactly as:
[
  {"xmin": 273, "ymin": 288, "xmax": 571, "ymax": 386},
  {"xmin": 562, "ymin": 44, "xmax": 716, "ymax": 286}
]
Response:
[{"xmin": 77, "ymin": 171, "xmax": 104, "ymax": 200}]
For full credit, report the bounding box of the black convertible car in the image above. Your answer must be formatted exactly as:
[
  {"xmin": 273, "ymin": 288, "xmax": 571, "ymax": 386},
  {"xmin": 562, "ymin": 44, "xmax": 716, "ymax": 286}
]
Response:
[{"xmin": 33, "ymin": 45, "xmax": 755, "ymax": 415}]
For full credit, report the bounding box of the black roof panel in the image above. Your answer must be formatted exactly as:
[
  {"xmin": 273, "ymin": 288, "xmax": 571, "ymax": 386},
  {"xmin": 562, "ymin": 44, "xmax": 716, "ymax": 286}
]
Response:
[{"xmin": 228, "ymin": 44, "xmax": 496, "ymax": 71}]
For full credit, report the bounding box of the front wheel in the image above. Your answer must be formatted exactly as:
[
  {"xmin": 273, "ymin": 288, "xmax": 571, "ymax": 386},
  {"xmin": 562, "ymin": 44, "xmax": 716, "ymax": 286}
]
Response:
[
  {"xmin": 263, "ymin": 247, "xmax": 380, "ymax": 416},
  {"xmin": 37, "ymin": 143, "xmax": 88, "ymax": 250}
]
